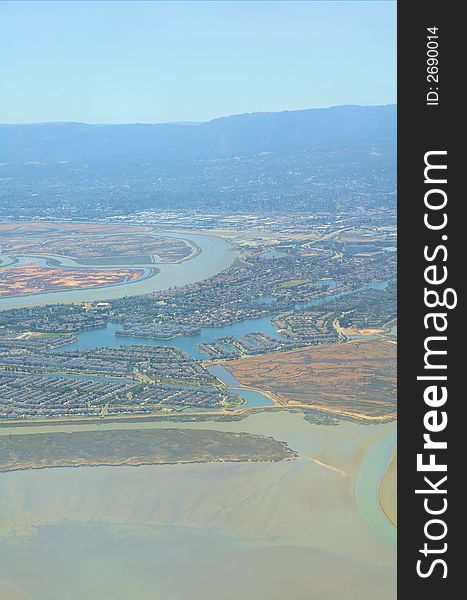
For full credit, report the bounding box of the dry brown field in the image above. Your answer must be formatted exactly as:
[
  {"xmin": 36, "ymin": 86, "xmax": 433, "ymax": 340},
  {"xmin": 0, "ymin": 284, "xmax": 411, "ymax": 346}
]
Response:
[
  {"xmin": 0, "ymin": 261, "xmax": 146, "ymax": 297},
  {"xmin": 0, "ymin": 223, "xmax": 191, "ymax": 261},
  {"xmin": 224, "ymin": 338, "xmax": 396, "ymax": 420}
]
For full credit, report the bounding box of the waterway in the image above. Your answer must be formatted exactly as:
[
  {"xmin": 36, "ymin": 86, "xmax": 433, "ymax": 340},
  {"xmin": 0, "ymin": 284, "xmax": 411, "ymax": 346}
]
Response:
[
  {"xmin": 226, "ymin": 387, "xmax": 274, "ymax": 408},
  {"xmin": 53, "ymin": 279, "xmax": 391, "ymax": 360},
  {"xmin": 296, "ymin": 279, "xmax": 390, "ymax": 309},
  {"xmin": 0, "ymin": 231, "xmax": 236, "ymax": 310},
  {"xmin": 354, "ymin": 426, "xmax": 397, "ymax": 545},
  {"xmin": 207, "ymin": 364, "xmax": 242, "ymax": 386},
  {"xmin": 55, "ymin": 317, "xmax": 285, "ymax": 360},
  {"xmin": 0, "ymin": 230, "xmax": 396, "ymax": 597}
]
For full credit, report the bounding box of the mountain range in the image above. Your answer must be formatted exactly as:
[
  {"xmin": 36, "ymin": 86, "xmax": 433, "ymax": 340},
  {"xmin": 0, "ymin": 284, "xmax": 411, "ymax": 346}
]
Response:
[{"xmin": 0, "ymin": 104, "xmax": 396, "ymax": 217}]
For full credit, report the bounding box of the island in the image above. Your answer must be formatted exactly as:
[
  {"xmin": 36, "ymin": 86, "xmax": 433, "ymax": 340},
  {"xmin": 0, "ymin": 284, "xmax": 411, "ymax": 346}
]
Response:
[{"xmin": 0, "ymin": 428, "xmax": 297, "ymax": 472}]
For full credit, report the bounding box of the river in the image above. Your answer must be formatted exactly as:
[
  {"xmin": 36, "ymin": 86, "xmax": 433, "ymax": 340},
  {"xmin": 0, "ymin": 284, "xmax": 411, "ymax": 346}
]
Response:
[
  {"xmin": 0, "ymin": 230, "xmax": 396, "ymax": 598},
  {"xmin": 0, "ymin": 231, "xmax": 236, "ymax": 310}
]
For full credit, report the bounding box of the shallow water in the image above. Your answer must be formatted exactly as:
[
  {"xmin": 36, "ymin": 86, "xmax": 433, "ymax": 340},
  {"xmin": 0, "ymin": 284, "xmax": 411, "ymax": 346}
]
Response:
[
  {"xmin": 0, "ymin": 227, "xmax": 397, "ymax": 597},
  {"xmin": 354, "ymin": 428, "xmax": 397, "ymax": 545},
  {"xmin": 0, "ymin": 523, "xmax": 395, "ymax": 600},
  {"xmin": 0, "ymin": 412, "xmax": 396, "ymax": 599}
]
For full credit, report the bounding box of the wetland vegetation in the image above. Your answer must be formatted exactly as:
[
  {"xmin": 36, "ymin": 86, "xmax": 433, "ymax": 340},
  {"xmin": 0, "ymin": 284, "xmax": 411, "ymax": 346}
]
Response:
[{"xmin": 0, "ymin": 427, "xmax": 296, "ymax": 472}]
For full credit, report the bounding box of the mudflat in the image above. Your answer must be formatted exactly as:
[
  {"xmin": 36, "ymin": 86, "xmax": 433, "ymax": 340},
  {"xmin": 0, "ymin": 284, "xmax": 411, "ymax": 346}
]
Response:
[
  {"xmin": 0, "ymin": 411, "xmax": 396, "ymax": 600},
  {"xmin": 0, "ymin": 261, "xmax": 146, "ymax": 297}
]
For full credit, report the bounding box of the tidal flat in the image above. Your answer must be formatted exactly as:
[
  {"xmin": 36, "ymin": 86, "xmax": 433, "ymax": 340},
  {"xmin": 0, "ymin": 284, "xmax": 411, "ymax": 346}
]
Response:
[{"xmin": 0, "ymin": 411, "xmax": 396, "ymax": 600}]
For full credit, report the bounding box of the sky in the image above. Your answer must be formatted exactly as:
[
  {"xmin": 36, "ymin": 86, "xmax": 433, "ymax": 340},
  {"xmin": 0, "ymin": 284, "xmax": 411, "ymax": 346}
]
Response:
[{"xmin": 0, "ymin": 1, "xmax": 396, "ymax": 124}]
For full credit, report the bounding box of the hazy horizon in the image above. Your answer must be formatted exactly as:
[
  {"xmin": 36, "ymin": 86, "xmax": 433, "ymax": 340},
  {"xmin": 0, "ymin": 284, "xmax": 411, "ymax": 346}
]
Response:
[
  {"xmin": 0, "ymin": 1, "xmax": 396, "ymax": 124},
  {"xmin": 0, "ymin": 102, "xmax": 397, "ymax": 127}
]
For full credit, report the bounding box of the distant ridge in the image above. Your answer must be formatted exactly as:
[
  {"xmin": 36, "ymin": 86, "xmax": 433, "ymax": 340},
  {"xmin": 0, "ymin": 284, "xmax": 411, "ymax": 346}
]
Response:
[
  {"xmin": 0, "ymin": 105, "xmax": 396, "ymax": 217},
  {"xmin": 0, "ymin": 104, "xmax": 396, "ymax": 163}
]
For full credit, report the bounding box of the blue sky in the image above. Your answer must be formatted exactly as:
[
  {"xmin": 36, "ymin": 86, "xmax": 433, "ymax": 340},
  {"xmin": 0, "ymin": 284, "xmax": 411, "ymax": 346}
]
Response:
[{"xmin": 0, "ymin": 1, "xmax": 396, "ymax": 124}]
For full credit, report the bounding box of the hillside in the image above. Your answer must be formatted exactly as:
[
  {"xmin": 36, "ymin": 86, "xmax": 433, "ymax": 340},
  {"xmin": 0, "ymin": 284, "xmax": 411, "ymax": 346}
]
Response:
[{"xmin": 0, "ymin": 104, "xmax": 396, "ymax": 217}]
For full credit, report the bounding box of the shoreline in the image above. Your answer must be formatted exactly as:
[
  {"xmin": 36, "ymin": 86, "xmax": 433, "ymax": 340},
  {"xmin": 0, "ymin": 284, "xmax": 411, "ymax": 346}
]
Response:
[
  {"xmin": 353, "ymin": 425, "xmax": 397, "ymax": 546},
  {"xmin": 0, "ymin": 453, "xmax": 297, "ymax": 475},
  {"xmin": 0, "ymin": 402, "xmax": 396, "ymax": 429},
  {"xmin": 378, "ymin": 453, "xmax": 397, "ymax": 527},
  {"xmin": 0, "ymin": 227, "xmax": 201, "ymax": 268}
]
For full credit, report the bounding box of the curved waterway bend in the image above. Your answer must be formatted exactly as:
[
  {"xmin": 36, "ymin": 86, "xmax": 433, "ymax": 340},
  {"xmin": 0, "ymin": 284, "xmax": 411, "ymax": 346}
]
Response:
[
  {"xmin": 354, "ymin": 425, "xmax": 397, "ymax": 545},
  {"xmin": 0, "ymin": 232, "xmax": 236, "ymax": 310},
  {"xmin": 0, "ymin": 228, "xmax": 396, "ymax": 571}
]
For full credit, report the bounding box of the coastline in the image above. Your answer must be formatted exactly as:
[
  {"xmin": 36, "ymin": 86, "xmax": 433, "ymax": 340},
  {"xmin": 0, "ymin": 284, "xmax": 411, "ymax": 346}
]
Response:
[
  {"xmin": 0, "ymin": 411, "xmax": 396, "ymax": 599},
  {"xmin": 0, "ymin": 452, "xmax": 296, "ymax": 475},
  {"xmin": 378, "ymin": 453, "xmax": 397, "ymax": 527},
  {"xmin": 354, "ymin": 425, "xmax": 397, "ymax": 546}
]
